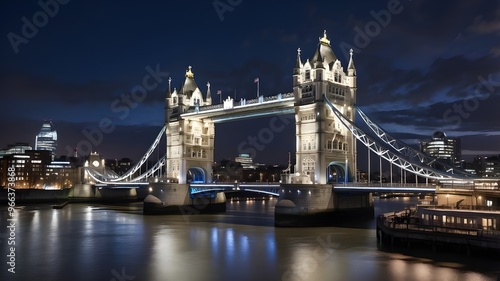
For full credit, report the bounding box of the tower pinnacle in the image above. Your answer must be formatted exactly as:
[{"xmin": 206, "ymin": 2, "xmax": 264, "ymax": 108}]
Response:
[
  {"xmin": 166, "ymin": 77, "xmax": 172, "ymax": 97},
  {"xmin": 186, "ymin": 66, "xmax": 194, "ymax": 78},
  {"xmin": 348, "ymin": 48, "xmax": 356, "ymax": 76},
  {"xmin": 294, "ymin": 47, "xmax": 302, "ymax": 75},
  {"xmin": 319, "ymin": 30, "xmax": 330, "ymax": 46},
  {"xmin": 206, "ymin": 81, "xmax": 212, "ymax": 105}
]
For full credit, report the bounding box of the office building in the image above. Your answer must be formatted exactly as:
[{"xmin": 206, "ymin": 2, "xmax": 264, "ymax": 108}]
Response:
[
  {"xmin": 474, "ymin": 155, "xmax": 500, "ymax": 178},
  {"xmin": 35, "ymin": 120, "xmax": 58, "ymax": 161},
  {"xmin": 420, "ymin": 131, "xmax": 461, "ymax": 169}
]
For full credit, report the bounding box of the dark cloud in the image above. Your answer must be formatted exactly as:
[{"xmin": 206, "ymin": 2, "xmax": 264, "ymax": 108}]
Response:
[
  {"xmin": 357, "ymin": 54, "xmax": 500, "ymax": 107},
  {"xmin": 0, "ymin": 70, "xmax": 166, "ymax": 105},
  {"xmin": 1, "ymin": 0, "xmax": 499, "ymax": 164},
  {"xmin": 467, "ymin": 13, "xmax": 500, "ymax": 35},
  {"xmin": 365, "ymin": 93, "xmax": 500, "ymax": 132}
]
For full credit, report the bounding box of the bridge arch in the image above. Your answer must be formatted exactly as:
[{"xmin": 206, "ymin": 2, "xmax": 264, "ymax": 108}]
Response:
[
  {"xmin": 187, "ymin": 167, "xmax": 207, "ymax": 183},
  {"xmin": 326, "ymin": 161, "xmax": 348, "ymax": 183}
]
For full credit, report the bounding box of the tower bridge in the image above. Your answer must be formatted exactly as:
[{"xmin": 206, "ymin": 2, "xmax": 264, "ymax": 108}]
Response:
[{"xmin": 81, "ymin": 31, "xmax": 499, "ymax": 225}]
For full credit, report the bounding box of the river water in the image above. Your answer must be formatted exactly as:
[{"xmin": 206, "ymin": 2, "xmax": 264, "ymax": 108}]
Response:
[{"xmin": 1, "ymin": 197, "xmax": 499, "ymax": 281}]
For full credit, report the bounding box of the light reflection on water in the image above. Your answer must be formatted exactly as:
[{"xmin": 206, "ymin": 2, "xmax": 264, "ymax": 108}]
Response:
[{"xmin": 0, "ymin": 198, "xmax": 498, "ymax": 281}]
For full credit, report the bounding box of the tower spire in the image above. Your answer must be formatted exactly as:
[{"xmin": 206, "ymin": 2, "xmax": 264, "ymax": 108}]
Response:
[
  {"xmin": 206, "ymin": 81, "xmax": 212, "ymax": 105},
  {"xmin": 185, "ymin": 66, "xmax": 194, "ymax": 78},
  {"xmin": 293, "ymin": 47, "xmax": 302, "ymax": 75},
  {"xmin": 319, "ymin": 30, "xmax": 330, "ymax": 46},
  {"xmin": 166, "ymin": 77, "xmax": 172, "ymax": 98},
  {"xmin": 314, "ymin": 45, "xmax": 325, "ymax": 69},
  {"xmin": 348, "ymin": 49, "xmax": 356, "ymax": 76}
]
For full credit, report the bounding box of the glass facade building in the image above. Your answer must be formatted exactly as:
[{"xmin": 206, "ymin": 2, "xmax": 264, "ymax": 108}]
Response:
[
  {"xmin": 35, "ymin": 120, "xmax": 57, "ymax": 161},
  {"xmin": 420, "ymin": 131, "xmax": 461, "ymax": 169}
]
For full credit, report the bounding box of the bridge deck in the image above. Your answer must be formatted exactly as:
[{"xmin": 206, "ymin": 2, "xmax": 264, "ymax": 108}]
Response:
[{"xmin": 189, "ymin": 182, "xmax": 437, "ymax": 194}]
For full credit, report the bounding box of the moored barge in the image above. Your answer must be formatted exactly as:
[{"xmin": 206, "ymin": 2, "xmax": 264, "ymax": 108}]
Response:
[{"xmin": 376, "ymin": 206, "xmax": 500, "ymax": 254}]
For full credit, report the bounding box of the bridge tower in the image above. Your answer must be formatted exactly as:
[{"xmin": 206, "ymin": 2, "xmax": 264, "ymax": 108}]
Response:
[
  {"xmin": 293, "ymin": 31, "xmax": 357, "ymax": 184},
  {"xmin": 165, "ymin": 66, "xmax": 215, "ymax": 184}
]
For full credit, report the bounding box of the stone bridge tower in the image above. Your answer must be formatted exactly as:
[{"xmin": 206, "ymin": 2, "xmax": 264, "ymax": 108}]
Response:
[
  {"xmin": 293, "ymin": 31, "xmax": 357, "ymax": 184},
  {"xmin": 165, "ymin": 66, "xmax": 215, "ymax": 184}
]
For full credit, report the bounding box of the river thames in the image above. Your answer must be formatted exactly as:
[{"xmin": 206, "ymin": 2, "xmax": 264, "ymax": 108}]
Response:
[{"xmin": 1, "ymin": 197, "xmax": 499, "ymax": 281}]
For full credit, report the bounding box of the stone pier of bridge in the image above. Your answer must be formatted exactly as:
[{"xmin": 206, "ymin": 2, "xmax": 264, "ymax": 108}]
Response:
[
  {"xmin": 274, "ymin": 184, "xmax": 374, "ymax": 227},
  {"xmin": 143, "ymin": 182, "xmax": 226, "ymax": 215}
]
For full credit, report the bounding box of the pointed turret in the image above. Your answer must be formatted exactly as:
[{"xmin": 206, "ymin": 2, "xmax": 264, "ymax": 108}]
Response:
[
  {"xmin": 206, "ymin": 82, "xmax": 212, "ymax": 105},
  {"xmin": 166, "ymin": 77, "xmax": 172, "ymax": 98},
  {"xmin": 347, "ymin": 49, "xmax": 356, "ymax": 76},
  {"xmin": 293, "ymin": 48, "xmax": 302, "ymax": 75},
  {"xmin": 314, "ymin": 45, "xmax": 325, "ymax": 69},
  {"xmin": 179, "ymin": 66, "xmax": 199, "ymax": 98},
  {"xmin": 312, "ymin": 30, "xmax": 337, "ymax": 68}
]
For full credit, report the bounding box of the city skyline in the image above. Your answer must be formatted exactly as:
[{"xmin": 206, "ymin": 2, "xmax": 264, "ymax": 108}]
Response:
[{"xmin": 1, "ymin": 1, "xmax": 499, "ymax": 165}]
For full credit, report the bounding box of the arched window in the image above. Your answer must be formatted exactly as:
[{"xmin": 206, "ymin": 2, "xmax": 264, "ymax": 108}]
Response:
[{"xmin": 302, "ymin": 157, "xmax": 315, "ymax": 175}]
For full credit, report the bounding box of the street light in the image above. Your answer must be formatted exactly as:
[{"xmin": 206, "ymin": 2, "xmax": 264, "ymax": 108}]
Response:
[{"xmin": 446, "ymin": 194, "xmax": 449, "ymax": 206}]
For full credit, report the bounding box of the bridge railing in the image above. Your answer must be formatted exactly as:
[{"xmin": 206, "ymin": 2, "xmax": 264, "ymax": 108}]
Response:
[
  {"xmin": 184, "ymin": 92, "xmax": 294, "ymax": 113},
  {"xmin": 438, "ymin": 183, "xmax": 499, "ymax": 191},
  {"xmin": 184, "ymin": 103, "xmax": 223, "ymax": 113},
  {"xmin": 191, "ymin": 182, "xmax": 281, "ymax": 188},
  {"xmin": 336, "ymin": 183, "xmax": 434, "ymax": 188}
]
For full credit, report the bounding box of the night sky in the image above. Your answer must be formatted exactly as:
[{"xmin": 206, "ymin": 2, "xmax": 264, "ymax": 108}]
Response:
[{"xmin": 1, "ymin": 0, "xmax": 499, "ymax": 167}]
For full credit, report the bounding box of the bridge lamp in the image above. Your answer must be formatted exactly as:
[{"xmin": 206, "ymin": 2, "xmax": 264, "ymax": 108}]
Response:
[
  {"xmin": 149, "ymin": 187, "xmax": 153, "ymax": 192},
  {"xmin": 308, "ymin": 190, "xmax": 311, "ymax": 195}
]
